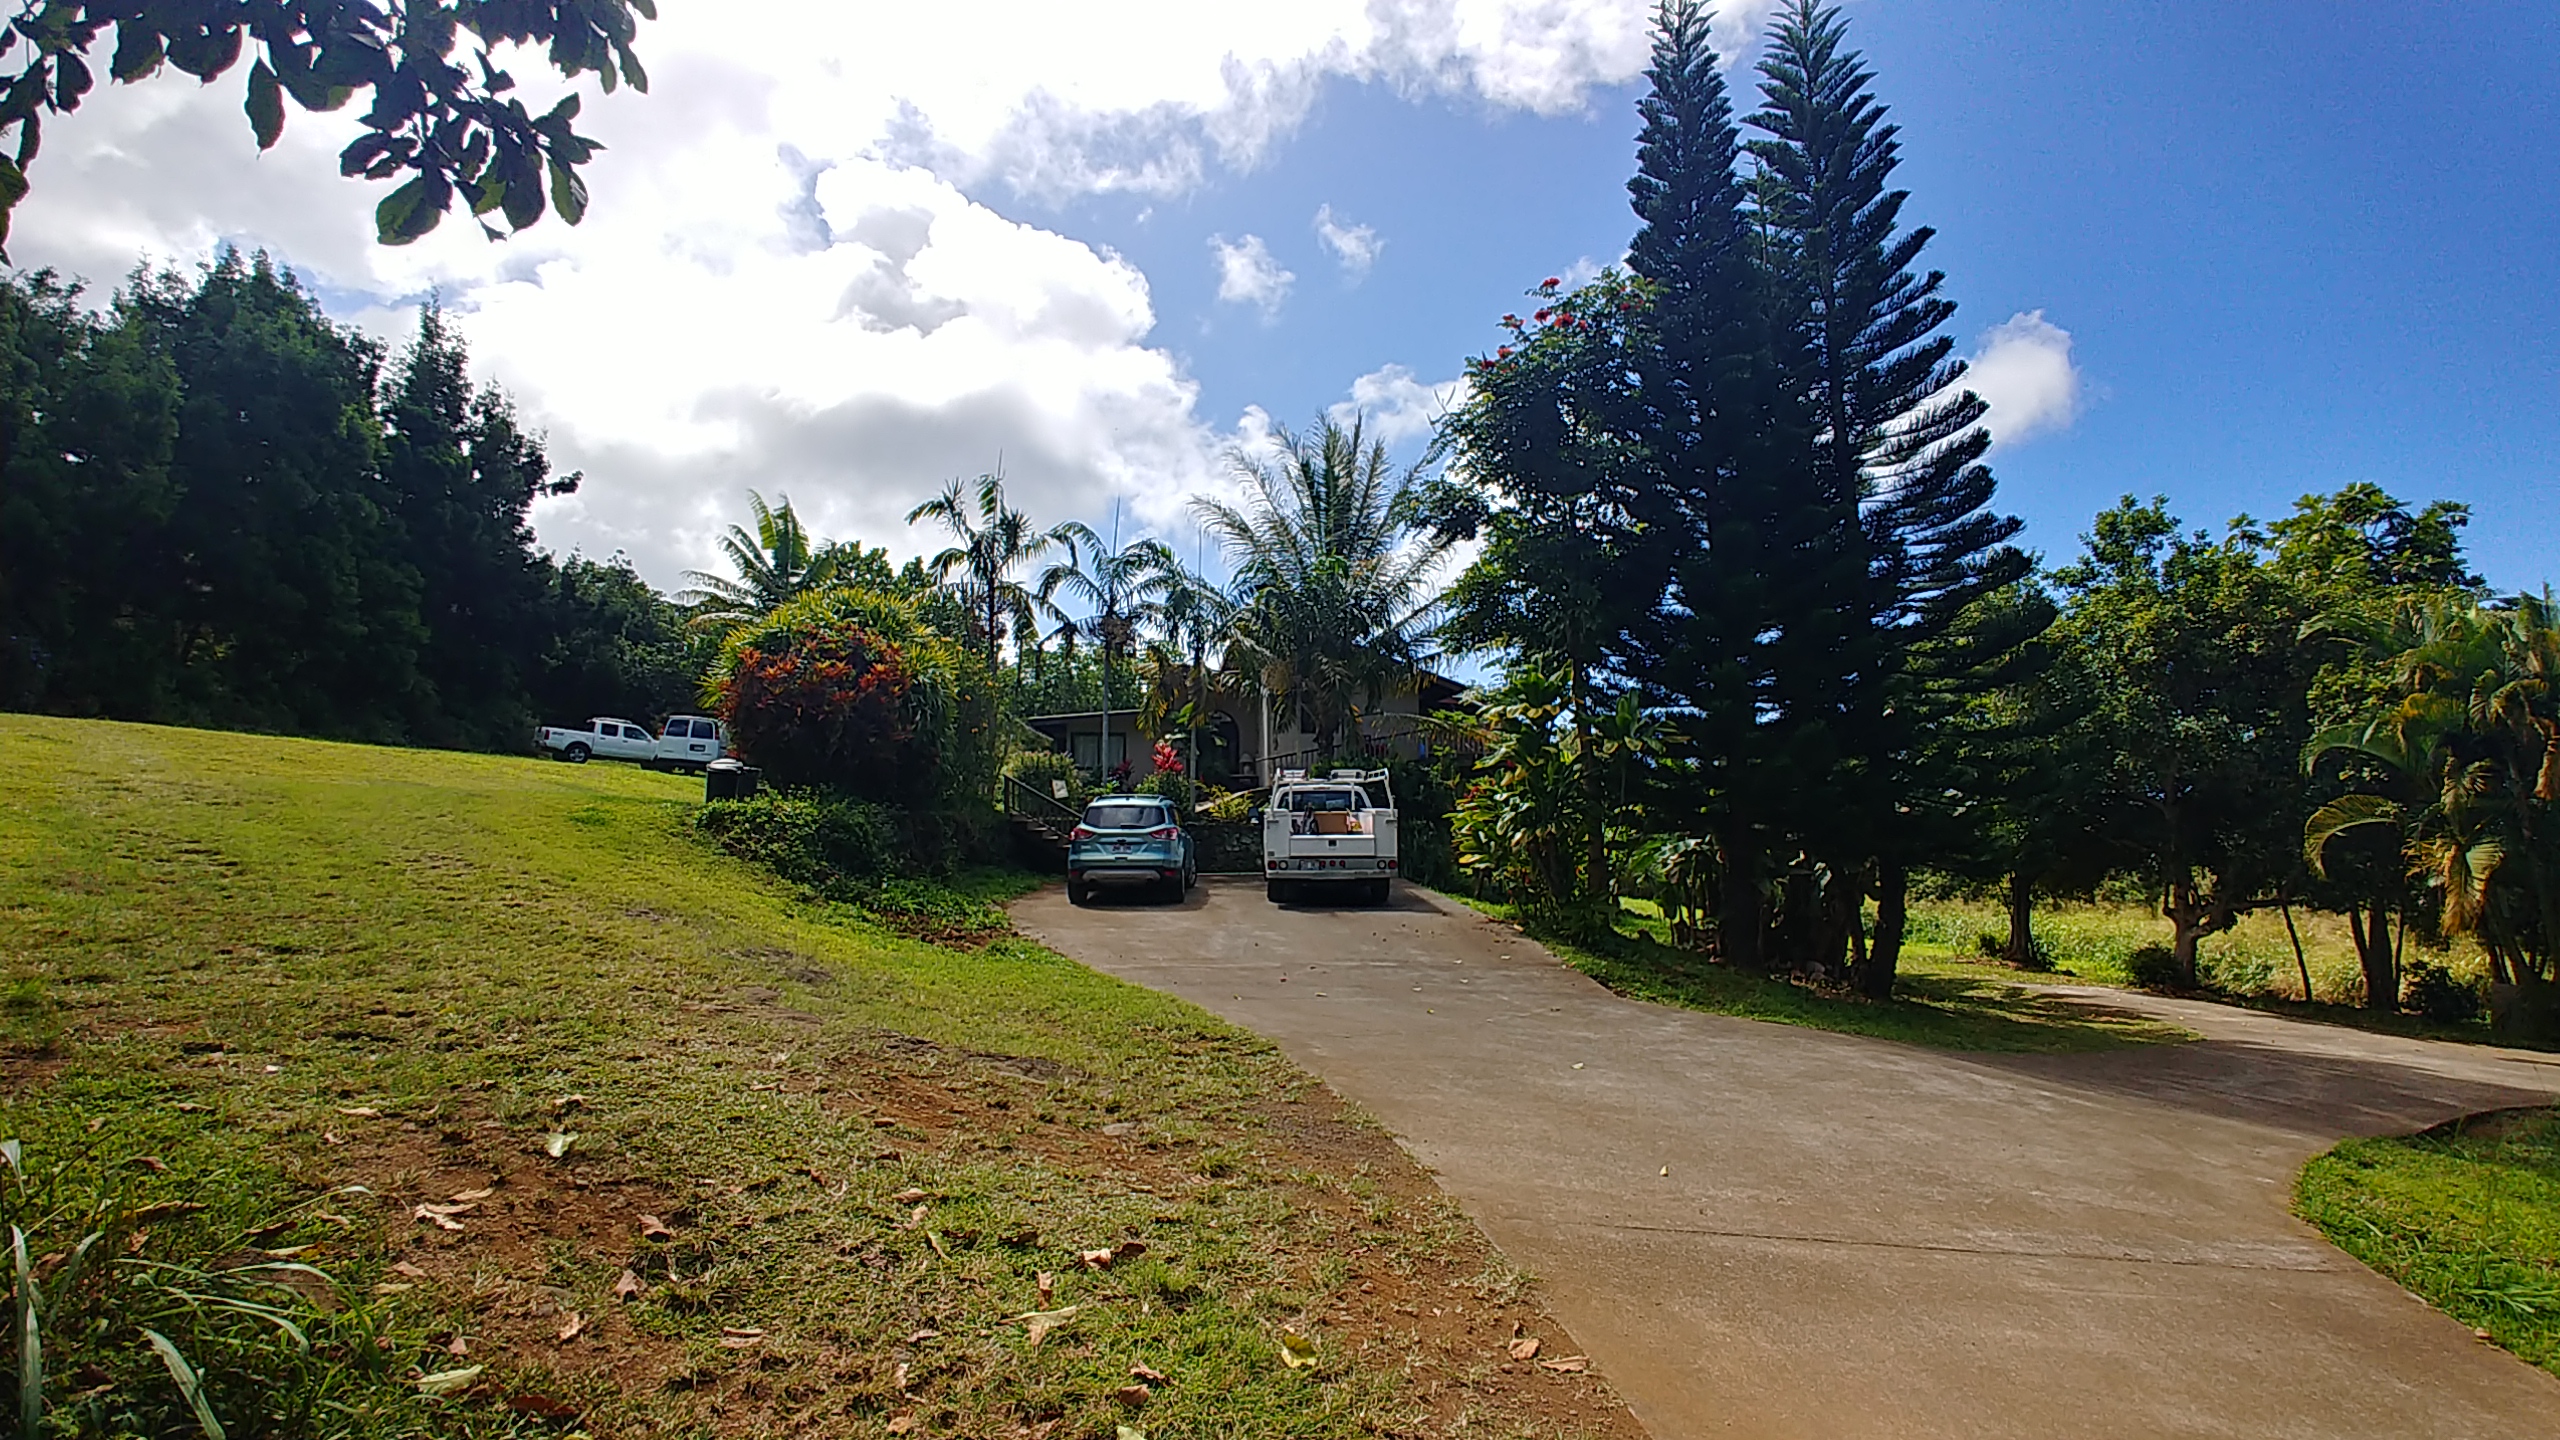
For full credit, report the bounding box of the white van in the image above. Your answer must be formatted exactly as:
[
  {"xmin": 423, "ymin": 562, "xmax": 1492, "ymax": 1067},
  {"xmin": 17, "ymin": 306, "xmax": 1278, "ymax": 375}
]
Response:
[{"xmin": 535, "ymin": 715, "xmax": 730, "ymax": 771}]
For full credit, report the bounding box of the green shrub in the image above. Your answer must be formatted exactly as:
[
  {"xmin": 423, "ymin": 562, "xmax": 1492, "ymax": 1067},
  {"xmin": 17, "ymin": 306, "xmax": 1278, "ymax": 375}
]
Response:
[
  {"xmin": 1004, "ymin": 749, "xmax": 1087, "ymax": 810},
  {"xmin": 708, "ymin": 588, "xmax": 964, "ymax": 803},
  {"xmin": 696, "ymin": 789, "xmax": 900, "ymax": 889},
  {"xmin": 2406, "ymin": 962, "xmax": 2486, "ymax": 1025},
  {"xmin": 2126, "ymin": 943, "xmax": 2184, "ymax": 991}
]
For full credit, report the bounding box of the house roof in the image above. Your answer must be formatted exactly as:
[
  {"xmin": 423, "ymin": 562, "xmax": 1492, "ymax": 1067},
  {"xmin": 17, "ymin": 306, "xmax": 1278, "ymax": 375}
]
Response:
[{"xmin": 1022, "ymin": 709, "xmax": 1146, "ymax": 729}]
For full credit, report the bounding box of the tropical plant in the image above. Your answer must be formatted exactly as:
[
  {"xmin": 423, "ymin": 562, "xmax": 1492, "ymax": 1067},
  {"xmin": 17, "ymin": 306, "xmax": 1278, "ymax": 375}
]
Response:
[
  {"xmin": 679, "ymin": 492, "xmax": 870, "ymax": 637},
  {"xmin": 2305, "ymin": 593, "xmax": 2560, "ymax": 1040},
  {"xmin": 905, "ymin": 467, "xmax": 1071, "ymax": 681},
  {"xmin": 707, "ymin": 588, "xmax": 960, "ymax": 803},
  {"xmin": 1197, "ymin": 416, "xmax": 1451, "ymax": 757},
  {"xmin": 1040, "ymin": 515, "xmax": 1173, "ymax": 776}
]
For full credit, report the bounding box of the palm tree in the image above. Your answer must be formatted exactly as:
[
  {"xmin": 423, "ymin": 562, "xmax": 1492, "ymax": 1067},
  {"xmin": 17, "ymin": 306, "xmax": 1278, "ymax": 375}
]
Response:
[
  {"xmin": 678, "ymin": 491, "xmax": 850, "ymax": 635},
  {"xmin": 1040, "ymin": 511, "xmax": 1174, "ymax": 782},
  {"xmin": 905, "ymin": 466, "xmax": 1070, "ymax": 680},
  {"xmin": 2307, "ymin": 592, "xmax": 2560, "ymax": 1033},
  {"xmin": 1194, "ymin": 415, "xmax": 1453, "ymax": 756}
]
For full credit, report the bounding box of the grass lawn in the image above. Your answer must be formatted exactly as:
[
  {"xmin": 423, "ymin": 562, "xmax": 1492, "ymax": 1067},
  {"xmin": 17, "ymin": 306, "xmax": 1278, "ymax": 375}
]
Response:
[
  {"xmin": 2296, "ymin": 1108, "xmax": 2560, "ymax": 1378},
  {"xmin": 0, "ymin": 715, "xmax": 1636, "ymax": 1439},
  {"xmin": 1457, "ymin": 897, "xmax": 2191, "ymax": 1054}
]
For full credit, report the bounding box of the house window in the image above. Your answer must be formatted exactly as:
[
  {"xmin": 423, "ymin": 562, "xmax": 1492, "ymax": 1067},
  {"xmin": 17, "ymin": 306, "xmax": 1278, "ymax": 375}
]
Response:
[{"xmin": 1070, "ymin": 732, "xmax": 1128, "ymax": 772}]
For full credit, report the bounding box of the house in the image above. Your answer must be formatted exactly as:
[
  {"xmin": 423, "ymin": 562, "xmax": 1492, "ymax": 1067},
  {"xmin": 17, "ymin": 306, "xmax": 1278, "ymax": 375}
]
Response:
[{"xmin": 1023, "ymin": 669, "xmax": 1470, "ymax": 787}]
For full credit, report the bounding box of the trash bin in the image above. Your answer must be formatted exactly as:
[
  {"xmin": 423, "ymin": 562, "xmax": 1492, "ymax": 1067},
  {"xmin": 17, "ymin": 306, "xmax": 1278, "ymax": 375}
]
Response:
[{"xmin": 705, "ymin": 757, "xmax": 752, "ymax": 802}]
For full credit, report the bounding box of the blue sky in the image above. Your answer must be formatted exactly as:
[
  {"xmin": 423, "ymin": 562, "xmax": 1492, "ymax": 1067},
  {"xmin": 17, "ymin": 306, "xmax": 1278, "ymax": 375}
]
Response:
[
  {"xmin": 1002, "ymin": 0, "xmax": 2560, "ymax": 589},
  {"xmin": 14, "ymin": 0, "xmax": 2554, "ymax": 595}
]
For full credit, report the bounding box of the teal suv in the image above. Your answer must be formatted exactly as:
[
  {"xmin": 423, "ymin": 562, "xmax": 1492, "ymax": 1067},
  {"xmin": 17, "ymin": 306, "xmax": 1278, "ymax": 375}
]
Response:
[{"xmin": 1066, "ymin": 796, "xmax": 1196, "ymax": 906}]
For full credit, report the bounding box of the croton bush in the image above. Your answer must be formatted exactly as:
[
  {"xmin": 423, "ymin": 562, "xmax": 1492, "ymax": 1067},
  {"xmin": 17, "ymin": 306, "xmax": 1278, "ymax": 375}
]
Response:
[{"xmin": 708, "ymin": 588, "xmax": 960, "ymax": 802}]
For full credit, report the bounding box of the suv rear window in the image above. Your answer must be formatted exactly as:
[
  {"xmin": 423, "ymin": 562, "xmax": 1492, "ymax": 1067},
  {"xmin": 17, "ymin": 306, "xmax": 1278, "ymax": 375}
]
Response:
[{"xmin": 1083, "ymin": 802, "xmax": 1167, "ymax": 831}]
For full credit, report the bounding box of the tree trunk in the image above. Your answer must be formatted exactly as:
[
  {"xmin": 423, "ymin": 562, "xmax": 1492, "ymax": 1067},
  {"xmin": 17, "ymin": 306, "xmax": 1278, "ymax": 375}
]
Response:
[
  {"xmin": 2349, "ymin": 903, "xmax": 2396, "ymax": 1011},
  {"xmin": 1716, "ymin": 826, "xmax": 1763, "ymax": 971},
  {"xmin": 1861, "ymin": 858, "xmax": 1907, "ymax": 999},
  {"xmin": 2003, "ymin": 871, "xmax": 2036, "ymax": 966},
  {"xmin": 2164, "ymin": 870, "xmax": 2205, "ymax": 989},
  {"xmin": 1570, "ymin": 662, "xmax": 1610, "ymax": 904},
  {"xmin": 2281, "ymin": 898, "xmax": 2312, "ymax": 1003}
]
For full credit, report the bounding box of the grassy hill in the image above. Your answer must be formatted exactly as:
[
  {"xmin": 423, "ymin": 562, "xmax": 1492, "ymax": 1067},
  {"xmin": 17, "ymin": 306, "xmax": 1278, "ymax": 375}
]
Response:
[{"xmin": 0, "ymin": 716, "xmax": 1634, "ymax": 1439}]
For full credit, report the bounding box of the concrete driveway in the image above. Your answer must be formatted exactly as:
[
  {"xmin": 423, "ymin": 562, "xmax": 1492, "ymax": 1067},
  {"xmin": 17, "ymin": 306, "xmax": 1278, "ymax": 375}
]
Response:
[{"xmin": 1012, "ymin": 878, "xmax": 2560, "ymax": 1440}]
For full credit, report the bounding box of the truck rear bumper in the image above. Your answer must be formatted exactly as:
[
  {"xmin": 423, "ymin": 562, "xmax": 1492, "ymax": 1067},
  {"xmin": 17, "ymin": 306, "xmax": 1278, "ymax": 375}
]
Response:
[{"xmin": 1265, "ymin": 857, "xmax": 1396, "ymax": 872}]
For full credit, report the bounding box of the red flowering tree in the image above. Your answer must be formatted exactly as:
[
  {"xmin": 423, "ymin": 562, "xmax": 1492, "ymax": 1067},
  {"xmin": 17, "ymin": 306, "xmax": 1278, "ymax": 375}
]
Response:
[{"xmin": 709, "ymin": 589, "xmax": 958, "ymax": 802}]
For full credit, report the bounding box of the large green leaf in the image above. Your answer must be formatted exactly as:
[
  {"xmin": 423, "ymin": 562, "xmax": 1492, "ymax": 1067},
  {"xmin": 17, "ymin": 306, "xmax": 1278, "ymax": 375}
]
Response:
[
  {"xmin": 2302, "ymin": 793, "xmax": 2403, "ymax": 875},
  {"xmin": 244, "ymin": 59, "xmax": 283, "ymax": 150}
]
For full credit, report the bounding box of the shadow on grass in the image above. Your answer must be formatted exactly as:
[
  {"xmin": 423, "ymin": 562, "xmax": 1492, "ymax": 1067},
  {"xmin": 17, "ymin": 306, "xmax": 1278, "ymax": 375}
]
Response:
[{"xmin": 1523, "ymin": 914, "xmax": 2192, "ymax": 1055}]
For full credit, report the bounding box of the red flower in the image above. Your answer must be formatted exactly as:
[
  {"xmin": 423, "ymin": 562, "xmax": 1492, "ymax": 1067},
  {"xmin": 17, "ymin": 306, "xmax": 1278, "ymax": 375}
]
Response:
[
  {"xmin": 1542, "ymin": 276, "xmax": 1561, "ymax": 289},
  {"xmin": 1501, "ymin": 314, "xmax": 1519, "ymax": 327},
  {"xmin": 1533, "ymin": 308, "xmax": 1550, "ymax": 322},
  {"xmin": 1497, "ymin": 346, "xmax": 1512, "ymax": 358}
]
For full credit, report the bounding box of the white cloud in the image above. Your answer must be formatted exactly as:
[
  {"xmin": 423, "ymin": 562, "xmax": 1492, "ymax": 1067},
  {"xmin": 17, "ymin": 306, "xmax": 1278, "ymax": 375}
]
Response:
[
  {"xmin": 3, "ymin": 0, "xmax": 1785, "ymax": 588},
  {"xmin": 1210, "ymin": 234, "xmax": 1295, "ymax": 317},
  {"xmin": 1331, "ymin": 363, "xmax": 1469, "ymax": 446},
  {"xmin": 1313, "ymin": 204, "xmax": 1383, "ymax": 279},
  {"xmin": 1967, "ymin": 310, "xmax": 2082, "ymax": 446}
]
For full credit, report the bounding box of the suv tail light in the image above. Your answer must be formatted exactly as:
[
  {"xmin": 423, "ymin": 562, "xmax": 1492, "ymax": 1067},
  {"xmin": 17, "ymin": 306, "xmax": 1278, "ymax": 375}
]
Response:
[
  {"xmin": 1070, "ymin": 825, "xmax": 1095, "ymax": 841},
  {"xmin": 1147, "ymin": 826, "xmax": 1178, "ymax": 840}
]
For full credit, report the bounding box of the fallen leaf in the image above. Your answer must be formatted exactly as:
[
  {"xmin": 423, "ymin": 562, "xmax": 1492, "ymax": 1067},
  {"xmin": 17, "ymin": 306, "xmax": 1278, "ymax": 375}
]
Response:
[
  {"xmin": 262, "ymin": 1064, "xmax": 282, "ymax": 1074},
  {"xmin": 371, "ymin": 1282, "xmax": 414, "ymax": 1295},
  {"xmin": 129, "ymin": 1201, "xmax": 205, "ymax": 1224},
  {"xmin": 1278, "ymin": 1330, "xmax": 1319, "ymax": 1370},
  {"xmin": 719, "ymin": 1327, "xmax": 766, "ymax": 1348},
  {"xmin": 391, "ymin": 1261, "xmax": 430, "ymax": 1279},
  {"xmin": 1129, "ymin": 1362, "xmax": 1167, "ymax": 1384},
  {"xmin": 335, "ymin": 1106, "xmax": 382, "ymax": 1118},
  {"xmin": 1078, "ymin": 1247, "xmax": 1116, "ymax": 1270},
  {"xmin": 1013, "ymin": 1305, "xmax": 1080, "ymax": 1345},
  {"xmin": 1117, "ymin": 1428, "xmax": 1147, "ymax": 1440},
  {"xmin": 1114, "ymin": 1383, "xmax": 1152, "ymax": 1405},
  {"xmin": 447, "ymin": 1335, "xmax": 469, "ymax": 1357},
  {"xmin": 637, "ymin": 1215, "xmax": 674, "ymax": 1241},
  {"xmin": 170, "ymin": 1102, "xmax": 206, "ymax": 1112},
  {"xmin": 508, "ymin": 1391, "xmax": 580, "ymax": 1421},
  {"xmin": 411, "ymin": 1205, "xmax": 465, "ymax": 1233},
  {"xmin": 1659, "ymin": 1166, "xmax": 1669, "ymax": 1177},
  {"xmin": 892, "ymin": 1187, "xmax": 928, "ymax": 1204},
  {"xmin": 908, "ymin": 1329, "xmax": 941, "ymax": 1344},
  {"xmin": 542, "ymin": 1131, "xmax": 578, "ymax": 1159},
  {"xmin": 127, "ymin": 1155, "xmax": 167, "ymax": 1173},
  {"xmin": 886, "ymin": 1418, "xmax": 916, "ymax": 1435},
  {"xmin": 553, "ymin": 1094, "xmax": 589, "ymax": 1113},
  {"xmin": 926, "ymin": 1231, "xmax": 950, "ymax": 1259},
  {"xmin": 613, "ymin": 1269, "xmax": 643, "ymax": 1302},
  {"xmin": 415, "ymin": 1365, "xmax": 483, "ymax": 1397},
  {"xmin": 1114, "ymin": 1239, "xmax": 1149, "ymax": 1260},
  {"xmin": 1508, "ymin": 1337, "xmax": 1541, "ymax": 1361},
  {"xmin": 1538, "ymin": 1355, "xmax": 1590, "ymax": 1374},
  {"xmin": 85, "ymin": 1117, "xmax": 105, "ymax": 1133},
  {"xmin": 904, "ymin": 1204, "xmax": 929, "ymax": 1228},
  {"xmin": 449, "ymin": 1187, "xmax": 495, "ymax": 1203},
  {"xmin": 322, "ymin": 1131, "xmax": 344, "ymax": 1146},
  {"xmin": 894, "ymin": 1360, "xmax": 911, "ymax": 1389},
  {"xmin": 1036, "ymin": 1272, "xmax": 1056, "ymax": 1306},
  {"xmin": 556, "ymin": 1311, "xmax": 584, "ymax": 1343},
  {"xmin": 416, "ymin": 1201, "xmax": 476, "ymax": 1217}
]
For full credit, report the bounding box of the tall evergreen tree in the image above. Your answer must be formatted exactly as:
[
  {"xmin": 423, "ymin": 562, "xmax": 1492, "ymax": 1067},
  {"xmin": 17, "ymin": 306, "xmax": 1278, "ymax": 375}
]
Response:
[
  {"xmin": 1746, "ymin": 0, "xmax": 2034, "ymax": 989},
  {"xmin": 1623, "ymin": 0, "xmax": 1819, "ymax": 971},
  {"xmin": 382, "ymin": 303, "xmax": 579, "ymax": 749}
]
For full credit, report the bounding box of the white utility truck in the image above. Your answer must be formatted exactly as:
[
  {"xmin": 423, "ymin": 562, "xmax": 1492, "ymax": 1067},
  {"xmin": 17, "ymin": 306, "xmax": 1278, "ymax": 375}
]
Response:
[
  {"xmin": 1263, "ymin": 768, "xmax": 1399, "ymax": 905},
  {"xmin": 534, "ymin": 715, "xmax": 730, "ymax": 771}
]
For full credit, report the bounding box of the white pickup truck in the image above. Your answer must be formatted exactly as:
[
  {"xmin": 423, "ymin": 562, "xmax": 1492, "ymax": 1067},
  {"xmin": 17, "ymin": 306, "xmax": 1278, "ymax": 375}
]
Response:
[
  {"xmin": 1263, "ymin": 768, "xmax": 1399, "ymax": 905},
  {"xmin": 534, "ymin": 715, "xmax": 730, "ymax": 771}
]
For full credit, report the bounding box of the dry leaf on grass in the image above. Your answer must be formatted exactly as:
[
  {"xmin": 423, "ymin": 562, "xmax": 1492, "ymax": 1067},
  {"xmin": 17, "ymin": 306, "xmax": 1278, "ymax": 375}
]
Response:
[
  {"xmin": 909, "ymin": 1328, "xmax": 940, "ymax": 1344},
  {"xmin": 886, "ymin": 1418, "xmax": 916, "ymax": 1436},
  {"xmin": 411, "ymin": 1205, "xmax": 466, "ymax": 1233},
  {"xmin": 1114, "ymin": 1383, "xmax": 1152, "ymax": 1405},
  {"xmin": 556, "ymin": 1311, "xmax": 584, "ymax": 1343},
  {"xmin": 926, "ymin": 1231, "xmax": 950, "ymax": 1259},
  {"xmin": 335, "ymin": 1106, "xmax": 382, "ymax": 1118},
  {"xmin": 127, "ymin": 1155, "xmax": 167, "ymax": 1173},
  {"xmin": 892, "ymin": 1187, "xmax": 928, "ymax": 1204},
  {"xmin": 718, "ymin": 1327, "xmax": 766, "ymax": 1348},
  {"xmin": 636, "ymin": 1214, "xmax": 674, "ymax": 1241},
  {"xmin": 613, "ymin": 1269, "xmax": 643, "ymax": 1302},
  {"xmin": 1538, "ymin": 1355, "xmax": 1590, "ymax": 1374},
  {"xmin": 1036, "ymin": 1272, "xmax": 1056, "ymax": 1306},
  {"xmin": 508, "ymin": 1392, "xmax": 579, "ymax": 1421},
  {"xmin": 1277, "ymin": 1331, "xmax": 1319, "ymax": 1370},
  {"xmin": 415, "ymin": 1366, "xmax": 482, "ymax": 1397},
  {"xmin": 1508, "ymin": 1336, "xmax": 1541, "ymax": 1361},
  {"xmin": 449, "ymin": 1187, "xmax": 494, "ymax": 1203},
  {"xmin": 1117, "ymin": 1428, "xmax": 1148, "ymax": 1440},
  {"xmin": 894, "ymin": 1360, "xmax": 911, "ymax": 1390},
  {"xmin": 553, "ymin": 1094, "xmax": 588, "ymax": 1113},
  {"xmin": 446, "ymin": 1335, "xmax": 469, "ymax": 1357},
  {"xmin": 1129, "ymin": 1362, "xmax": 1167, "ymax": 1384},
  {"xmin": 1012, "ymin": 1305, "xmax": 1080, "ymax": 1345},
  {"xmin": 391, "ymin": 1261, "xmax": 430, "ymax": 1279},
  {"xmin": 542, "ymin": 1131, "xmax": 578, "ymax": 1159}
]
